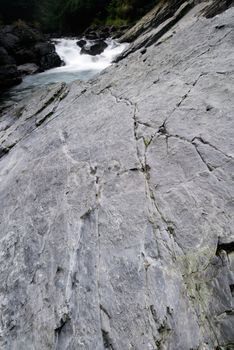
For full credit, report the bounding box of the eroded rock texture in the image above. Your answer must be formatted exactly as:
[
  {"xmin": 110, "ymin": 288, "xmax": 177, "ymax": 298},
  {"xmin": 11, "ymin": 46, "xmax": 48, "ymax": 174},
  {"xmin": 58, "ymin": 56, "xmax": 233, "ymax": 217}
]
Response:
[{"xmin": 0, "ymin": 3, "xmax": 234, "ymax": 350}]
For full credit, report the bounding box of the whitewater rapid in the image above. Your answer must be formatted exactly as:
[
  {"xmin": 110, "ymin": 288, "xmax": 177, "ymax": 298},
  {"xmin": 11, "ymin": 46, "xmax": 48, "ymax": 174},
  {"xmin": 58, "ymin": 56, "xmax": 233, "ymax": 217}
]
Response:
[
  {"xmin": 22, "ymin": 38, "xmax": 128, "ymax": 86},
  {"xmin": 54, "ymin": 38, "xmax": 127, "ymax": 73},
  {"xmin": 2, "ymin": 38, "xmax": 128, "ymax": 104}
]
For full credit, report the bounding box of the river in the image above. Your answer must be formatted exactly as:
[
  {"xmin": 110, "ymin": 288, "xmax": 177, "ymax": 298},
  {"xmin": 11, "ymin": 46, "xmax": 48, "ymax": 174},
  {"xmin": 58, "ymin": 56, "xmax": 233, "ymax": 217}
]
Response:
[{"xmin": 1, "ymin": 38, "xmax": 128, "ymax": 106}]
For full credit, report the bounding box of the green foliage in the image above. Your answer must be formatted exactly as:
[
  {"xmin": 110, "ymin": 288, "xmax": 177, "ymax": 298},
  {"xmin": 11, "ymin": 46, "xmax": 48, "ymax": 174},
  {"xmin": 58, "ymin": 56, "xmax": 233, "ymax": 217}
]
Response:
[
  {"xmin": 0, "ymin": 0, "xmax": 38, "ymax": 23},
  {"xmin": 108, "ymin": 0, "xmax": 133, "ymax": 19},
  {"xmin": 107, "ymin": 0, "xmax": 156, "ymax": 22},
  {"xmin": 0, "ymin": 0, "xmax": 157, "ymax": 33},
  {"xmin": 106, "ymin": 0, "xmax": 157, "ymax": 29},
  {"xmin": 13, "ymin": 19, "xmax": 27, "ymax": 29},
  {"xmin": 105, "ymin": 17, "xmax": 128, "ymax": 26},
  {"xmin": 37, "ymin": 0, "xmax": 60, "ymax": 32}
]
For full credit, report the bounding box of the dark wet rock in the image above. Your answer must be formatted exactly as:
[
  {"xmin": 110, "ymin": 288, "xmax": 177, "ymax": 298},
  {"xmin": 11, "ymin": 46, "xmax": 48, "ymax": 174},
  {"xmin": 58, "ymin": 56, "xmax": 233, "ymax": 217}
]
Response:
[
  {"xmin": 110, "ymin": 25, "xmax": 117, "ymax": 33},
  {"xmin": 80, "ymin": 40, "xmax": 108, "ymax": 56},
  {"xmin": 14, "ymin": 48, "xmax": 37, "ymax": 65},
  {"xmin": 34, "ymin": 42, "xmax": 62, "ymax": 70},
  {"xmin": 101, "ymin": 26, "xmax": 110, "ymax": 33},
  {"xmin": 0, "ymin": 32, "xmax": 20, "ymax": 52},
  {"xmin": 99, "ymin": 26, "xmax": 112, "ymax": 39},
  {"xmin": 10, "ymin": 23, "xmax": 43, "ymax": 46},
  {"xmin": 85, "ymin": 31, "xmax": 99, "ymax": 40},
  {"xmin": 0, "ymin": 65, "xmax": 22, "ymax": 90},
  {"xmin": 39, "ymin": 52, "xmax": 62, "ymax": 70},
  {"xmin": 76, "ymin": 39, "xmax": 87, "ymax": 48},
  {"xmin": 112, "ymin": 30, "xmax": 125, "ymax": 39},
  {"xmin": 83, "ymin": 25, "xmax": 129, "ymax": 41},
  {"xmin": 0, "ymin": 47, "xmax": 15, "ymax": 65},
  {"xmin": 0, "ymin": 23, "xmax": 61, "ymax": 84},
  {"xmin": 34, "ymin": 42, "xmax": 56, "ymax": 57},
  {"xmin": 17, "ymin": 63, "xmax": 39, "ymax": 76}
]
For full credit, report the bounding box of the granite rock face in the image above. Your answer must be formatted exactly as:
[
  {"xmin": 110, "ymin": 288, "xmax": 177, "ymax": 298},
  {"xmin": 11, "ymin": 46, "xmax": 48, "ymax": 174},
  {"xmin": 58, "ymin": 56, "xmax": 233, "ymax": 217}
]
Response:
[
  {"xmin": 0, "ymin": 3, "xmax": 234, "ymax": 350},
  {"xmin": 117, "ymin": 0, "xmax": 234, "ymax": 61}
]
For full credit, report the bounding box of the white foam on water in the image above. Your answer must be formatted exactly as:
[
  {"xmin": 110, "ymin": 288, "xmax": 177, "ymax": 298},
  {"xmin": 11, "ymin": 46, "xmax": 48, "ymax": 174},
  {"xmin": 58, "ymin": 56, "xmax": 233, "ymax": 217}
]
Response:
[
  {"xmin": 51, "ymin": 37, "xmax": 127, "ymax": 73},
  {"xmin": 3, "ymin": 37, "xmax": 128, "ymax": 103}
]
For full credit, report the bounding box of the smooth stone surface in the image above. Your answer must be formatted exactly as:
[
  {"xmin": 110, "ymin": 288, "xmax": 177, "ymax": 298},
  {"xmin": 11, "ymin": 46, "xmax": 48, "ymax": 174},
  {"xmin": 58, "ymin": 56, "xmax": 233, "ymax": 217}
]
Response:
[{"xmin": 0, "ymin": 2, "xmax": 234, "ymax": 350}]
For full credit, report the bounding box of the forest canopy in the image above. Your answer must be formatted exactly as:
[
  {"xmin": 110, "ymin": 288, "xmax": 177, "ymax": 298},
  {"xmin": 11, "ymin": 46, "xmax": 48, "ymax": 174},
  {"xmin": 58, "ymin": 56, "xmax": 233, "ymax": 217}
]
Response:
[{"xmin": 0, "ymin": 0, "xmax": 156, "ymax": 33}]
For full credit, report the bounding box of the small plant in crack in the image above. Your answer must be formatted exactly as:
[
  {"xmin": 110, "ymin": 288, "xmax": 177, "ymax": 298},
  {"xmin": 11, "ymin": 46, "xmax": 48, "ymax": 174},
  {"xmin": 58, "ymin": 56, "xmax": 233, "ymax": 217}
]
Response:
[
  {"xmin": 143, "ymin": 137, "xmax": 153, "ymax": 148},
  {"xmin": 15, "ymin": 106, "xmax": 24, "ymax": 118},
  {"xmin": 142, "ymin": 163, "xmax": 151, "ymax": 180}
]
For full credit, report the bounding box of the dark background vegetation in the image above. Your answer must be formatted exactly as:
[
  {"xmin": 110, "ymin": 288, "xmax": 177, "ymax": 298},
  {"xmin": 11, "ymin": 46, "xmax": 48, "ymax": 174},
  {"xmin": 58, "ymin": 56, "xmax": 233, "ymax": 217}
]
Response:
[{"xmin": 0, "ymin": 0, "xmax": 156, "ymax": 33}]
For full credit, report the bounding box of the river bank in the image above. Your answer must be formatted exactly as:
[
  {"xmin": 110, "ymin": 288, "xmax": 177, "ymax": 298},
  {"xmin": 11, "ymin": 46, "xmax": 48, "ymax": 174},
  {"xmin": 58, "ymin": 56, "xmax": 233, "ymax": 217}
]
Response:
[
  {"xmin": 0, "ymin": 37, "xmax": 128, "ymax": 112},
  {"xmin": 0, "ymin": 22, "xmax": 62, "ymax": 91},
  {"xmin": 0, "ymin": 22, "xmax": 130, "ymax": 94}
]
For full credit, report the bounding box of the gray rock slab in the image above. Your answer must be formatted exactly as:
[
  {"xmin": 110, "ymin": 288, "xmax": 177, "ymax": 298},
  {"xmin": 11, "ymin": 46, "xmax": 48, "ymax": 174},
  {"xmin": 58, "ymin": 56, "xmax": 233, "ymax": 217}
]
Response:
[{"xmin": 0, "ymin": 4, "xmax": 234, "ymax": 350}]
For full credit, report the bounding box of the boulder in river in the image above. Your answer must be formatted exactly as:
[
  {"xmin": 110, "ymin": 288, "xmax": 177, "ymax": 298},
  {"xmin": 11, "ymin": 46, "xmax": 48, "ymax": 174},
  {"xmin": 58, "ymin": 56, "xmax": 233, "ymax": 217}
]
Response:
[
  {"xmin": 34, "ymin": 42, "xmax": 56, "ymax": 57},
  {"xmin": 76, "ymin": 39, "xmax": 87, "ymax": 48},
  {"xmin": 39, "ymin": 52, "xmax": 62, "ymax": 70},
  {"xmin": 35, "ymin": 42, "xmax": 62, "ymax": 70},
  {"xmin": 80, "ymin": 40, "xmax": 108, "ymax": 56}
]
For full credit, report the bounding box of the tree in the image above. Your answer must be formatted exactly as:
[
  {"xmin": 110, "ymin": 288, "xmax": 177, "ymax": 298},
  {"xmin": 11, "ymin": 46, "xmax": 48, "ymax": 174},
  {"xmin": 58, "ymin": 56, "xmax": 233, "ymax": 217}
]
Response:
[{"xmin": 0, "ymin": 0, "xmax": 157, "ymax": 33}]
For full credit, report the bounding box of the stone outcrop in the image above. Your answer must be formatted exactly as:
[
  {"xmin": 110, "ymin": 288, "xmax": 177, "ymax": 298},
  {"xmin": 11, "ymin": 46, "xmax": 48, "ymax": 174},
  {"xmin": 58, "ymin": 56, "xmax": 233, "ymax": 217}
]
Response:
[
  {"xmin": 0, "ymin": 1, "xmax": 234, "ymax": 350},
  {"xmin": 117, "ymin": 0, "xmax": 234, "ymax": 61},
  {"xmin": 119, "ymin": 0, "xmax": 194, "ymax": 43}
]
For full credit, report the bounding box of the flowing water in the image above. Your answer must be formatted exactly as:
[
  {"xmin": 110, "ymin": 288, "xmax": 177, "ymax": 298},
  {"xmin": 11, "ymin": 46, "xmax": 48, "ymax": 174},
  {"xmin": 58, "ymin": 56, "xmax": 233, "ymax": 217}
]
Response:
[{"xmin": 1, "ymin": 38, "xmax": 128, "ymax": 106}]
